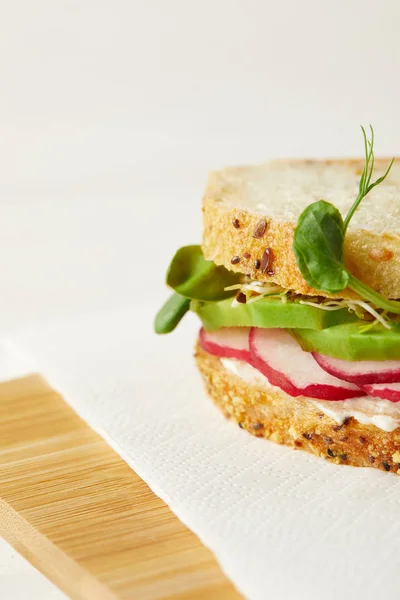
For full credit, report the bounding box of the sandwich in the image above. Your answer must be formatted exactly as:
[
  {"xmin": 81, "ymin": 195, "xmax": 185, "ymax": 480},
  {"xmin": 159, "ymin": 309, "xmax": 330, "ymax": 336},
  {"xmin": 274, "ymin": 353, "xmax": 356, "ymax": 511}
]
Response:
[{"xmin": 155, "ymin": 127, "xmax": 400, "ymax": 474}]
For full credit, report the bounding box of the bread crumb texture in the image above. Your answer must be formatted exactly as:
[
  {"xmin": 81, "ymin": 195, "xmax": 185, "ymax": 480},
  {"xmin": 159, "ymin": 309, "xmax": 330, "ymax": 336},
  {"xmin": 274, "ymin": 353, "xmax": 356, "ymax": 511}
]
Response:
[
  {"xmin": 202, "ymin": 159, "xmax": 400, "ymax": 298},
  {"xmin": 195, "ymin": 342, "xmax": 400, "ymax": 474}
]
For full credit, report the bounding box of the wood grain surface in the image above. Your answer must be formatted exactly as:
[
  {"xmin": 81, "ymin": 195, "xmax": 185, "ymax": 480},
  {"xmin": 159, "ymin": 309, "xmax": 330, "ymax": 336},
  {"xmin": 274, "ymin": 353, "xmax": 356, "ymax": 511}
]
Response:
[{"xmin": 0, "ymin": 375, "xmax": 241, "ymax": 600}]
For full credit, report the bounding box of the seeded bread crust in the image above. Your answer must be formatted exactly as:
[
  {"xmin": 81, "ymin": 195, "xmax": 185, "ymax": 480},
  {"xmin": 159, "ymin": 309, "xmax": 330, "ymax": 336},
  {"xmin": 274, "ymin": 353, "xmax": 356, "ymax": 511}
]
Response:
[
  {"xmin": 195, "ymin": 342, "xmax": 400, "ymax": 474},
  {"xmin": 202, "ymin": 158, "xmax": 400, "ymax": 299}
]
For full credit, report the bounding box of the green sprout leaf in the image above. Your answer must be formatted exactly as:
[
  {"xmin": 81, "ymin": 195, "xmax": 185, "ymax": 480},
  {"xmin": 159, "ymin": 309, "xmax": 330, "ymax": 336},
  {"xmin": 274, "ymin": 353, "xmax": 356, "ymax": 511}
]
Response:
[
  {"xmin": 293, "ymin": 126, "xmax": 400, "ymax": 313},
  {"xmin": 166, "ymin": 245, "xmax": 240, "ymax": 301},
  {"xmin": 154, "ymin": 293, "xmax": 190, "ymax": 334},
  {"xmin": 154, "ymin": 245, "xmax": 241, "ymax": 334},
  {"xmin": 293, "ymin": 200, "xmax": 349, "ymax": 294}
]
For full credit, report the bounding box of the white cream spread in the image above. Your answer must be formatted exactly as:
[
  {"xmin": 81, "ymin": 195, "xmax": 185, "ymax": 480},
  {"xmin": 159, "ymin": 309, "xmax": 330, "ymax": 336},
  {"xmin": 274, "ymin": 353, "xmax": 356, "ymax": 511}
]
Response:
[
  {"xmin": 312, "ymin": 398, "xmax": 400, "ymax": 432},
  {"xmin": 221, "ymin": 358, "xmax": 271, "ymax": 387},
  {"xmin": 220, "ymin": 358, "xmax": 400, "ymax": 432}
]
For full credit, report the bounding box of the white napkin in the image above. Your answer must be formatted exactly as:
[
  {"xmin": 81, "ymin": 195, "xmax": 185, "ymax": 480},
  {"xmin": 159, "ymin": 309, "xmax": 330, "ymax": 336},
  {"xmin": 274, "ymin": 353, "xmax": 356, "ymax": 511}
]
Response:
[{"xmin": 3, "ymin": 305, "xmax": 400, "ymax": 600}]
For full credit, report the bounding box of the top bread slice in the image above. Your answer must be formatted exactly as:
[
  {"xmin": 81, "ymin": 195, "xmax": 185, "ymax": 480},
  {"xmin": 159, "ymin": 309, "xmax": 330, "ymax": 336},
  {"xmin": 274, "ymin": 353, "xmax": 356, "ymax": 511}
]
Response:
[{"xmin": 202, "ymin": 158, "xmax": 400, "ymax": 299}]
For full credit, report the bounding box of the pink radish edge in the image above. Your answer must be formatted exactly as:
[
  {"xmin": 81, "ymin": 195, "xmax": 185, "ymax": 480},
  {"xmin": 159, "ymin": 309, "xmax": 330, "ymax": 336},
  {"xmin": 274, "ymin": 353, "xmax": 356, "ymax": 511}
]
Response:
[
  {"xmin": 362, "ymin": 382, "xmax": 400, "ymax": 403},
  {"xmin": 249, "ymin": 328, "xmax": 364, "ymax": 401},
  {"xmin": 199, "ymin": 327, "xmax": 251, "ymax": 362},
  {"xmin": 313, "ymin": 353, "xmax": 400, "ymax": 385}
]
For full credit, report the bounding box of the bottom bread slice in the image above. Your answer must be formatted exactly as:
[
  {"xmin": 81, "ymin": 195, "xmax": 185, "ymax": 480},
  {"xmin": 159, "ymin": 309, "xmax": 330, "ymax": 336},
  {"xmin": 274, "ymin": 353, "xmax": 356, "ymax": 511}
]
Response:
[{"xmin": 195, "ymin": 342, "xmax": 400, "ymax": 474}]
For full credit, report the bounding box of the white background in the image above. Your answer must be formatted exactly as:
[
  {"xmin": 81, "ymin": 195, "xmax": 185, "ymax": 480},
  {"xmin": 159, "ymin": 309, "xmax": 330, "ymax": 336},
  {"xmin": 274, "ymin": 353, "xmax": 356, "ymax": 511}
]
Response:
[{"xmin": 1, "ymin": 1, "xmax": 400, "ymax": 598}]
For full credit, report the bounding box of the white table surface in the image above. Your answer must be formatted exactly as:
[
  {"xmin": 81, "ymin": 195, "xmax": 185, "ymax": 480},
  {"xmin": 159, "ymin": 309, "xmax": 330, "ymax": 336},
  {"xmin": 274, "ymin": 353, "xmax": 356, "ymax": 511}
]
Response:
[{"xmin": 1, "ymin": 0, "xmax": 400, "ymax": 597}]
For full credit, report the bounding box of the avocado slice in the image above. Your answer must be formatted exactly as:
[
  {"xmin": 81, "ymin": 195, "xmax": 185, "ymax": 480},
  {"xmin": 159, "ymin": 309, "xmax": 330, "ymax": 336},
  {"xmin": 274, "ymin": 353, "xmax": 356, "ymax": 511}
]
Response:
[
  {"xmin": 291, "ymin": 322, "xmax": 400, "ymax": 361},
  {"xmin": 191, "ymin": 297, "xmax": 357, "ymax": 331}
]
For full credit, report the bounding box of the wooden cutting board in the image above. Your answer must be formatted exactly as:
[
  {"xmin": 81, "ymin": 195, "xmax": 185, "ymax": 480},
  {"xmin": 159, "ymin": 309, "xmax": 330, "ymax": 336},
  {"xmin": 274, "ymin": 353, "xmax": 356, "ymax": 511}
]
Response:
[{"xmin": 0, "ymin": 374, "xmax": 241, "ymax": 600}]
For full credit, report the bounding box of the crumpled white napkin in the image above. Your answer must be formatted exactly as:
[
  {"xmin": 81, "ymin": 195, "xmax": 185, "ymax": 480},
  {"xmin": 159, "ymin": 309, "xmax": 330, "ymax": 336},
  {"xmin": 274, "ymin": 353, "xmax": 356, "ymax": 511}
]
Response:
[{"xmin": 3, "ymin": 305, "xmax": 400, "ymax": 600}]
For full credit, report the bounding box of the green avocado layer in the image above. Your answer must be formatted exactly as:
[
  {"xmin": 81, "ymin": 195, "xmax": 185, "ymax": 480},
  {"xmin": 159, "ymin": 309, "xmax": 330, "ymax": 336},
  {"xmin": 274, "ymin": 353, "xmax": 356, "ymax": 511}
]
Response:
[
  {"xmin": 155, "ymin": 243, "xmax": 400, "ymax": 361},
  {"xmin": 191, "ymin": 297, "xmax": 357, "ymax": 331},
  {"xmin": 291, "ymin": 322, "xmax": 400, "ymax": 361}
]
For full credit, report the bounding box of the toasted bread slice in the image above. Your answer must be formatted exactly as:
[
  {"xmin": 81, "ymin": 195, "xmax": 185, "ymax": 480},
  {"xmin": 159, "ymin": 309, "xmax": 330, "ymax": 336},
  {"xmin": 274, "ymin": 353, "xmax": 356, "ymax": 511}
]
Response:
[
  {"xmin": 195, "ymin": 342, "xmax": 400, "ymax": 473},
  {"xmin": 202, "ymin": 159, "xmax": 400, "ymax": 299}
]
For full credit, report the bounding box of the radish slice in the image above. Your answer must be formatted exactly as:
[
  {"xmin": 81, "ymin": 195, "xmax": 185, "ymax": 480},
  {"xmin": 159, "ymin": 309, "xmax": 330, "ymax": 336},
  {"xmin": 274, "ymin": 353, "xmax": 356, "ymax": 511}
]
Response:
[
  {"xmin": 313, "ymin": 353, "xmax": 400, "ymax": 385},
  {"xmin": 249, "ymin": 328, "xmax": 364, "ymax": 400},
  {"xmin": 362, "ymin": 382, "xmax": 400, "ymax": 403},
  {"xmin": 199, "ymin": 327, "xmax": 251, "ymax": 361}
]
